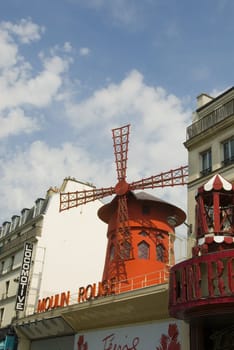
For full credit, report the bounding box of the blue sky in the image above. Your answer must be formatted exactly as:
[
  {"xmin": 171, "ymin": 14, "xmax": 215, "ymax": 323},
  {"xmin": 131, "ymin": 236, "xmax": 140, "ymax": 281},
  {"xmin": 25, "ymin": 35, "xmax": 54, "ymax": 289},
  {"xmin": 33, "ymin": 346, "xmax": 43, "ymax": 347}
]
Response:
[{"xmin": 0, "ymin": 0, "xmax": 233, "ymax": 225}]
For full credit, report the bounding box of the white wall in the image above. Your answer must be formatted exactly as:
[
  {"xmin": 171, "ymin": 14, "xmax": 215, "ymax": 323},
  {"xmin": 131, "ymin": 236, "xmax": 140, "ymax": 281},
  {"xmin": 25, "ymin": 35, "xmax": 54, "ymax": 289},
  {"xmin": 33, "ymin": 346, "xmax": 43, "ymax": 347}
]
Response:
[
  {"xmin": 74, "ymin": 319, "xmax": 189, "ymax": 350},
  {"xmin": 37, "ymin": 180, "xmax": 108, "ymax": 300}
]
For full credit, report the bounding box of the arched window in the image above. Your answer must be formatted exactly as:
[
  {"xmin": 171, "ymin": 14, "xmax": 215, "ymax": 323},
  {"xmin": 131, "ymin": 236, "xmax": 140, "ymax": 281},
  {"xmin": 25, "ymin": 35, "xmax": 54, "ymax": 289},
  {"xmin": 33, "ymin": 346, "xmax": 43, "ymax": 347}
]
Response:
[
  {"xmin": 120, "ymin": 241, "xmax": 132, "ymax": 260},
  {"xmin": 138, "ymin": 241, "xmax": 149, "ymax": 259},
  {"xmin": 156, "ymin": 244, "xmax": 165, "ymax": 262}
]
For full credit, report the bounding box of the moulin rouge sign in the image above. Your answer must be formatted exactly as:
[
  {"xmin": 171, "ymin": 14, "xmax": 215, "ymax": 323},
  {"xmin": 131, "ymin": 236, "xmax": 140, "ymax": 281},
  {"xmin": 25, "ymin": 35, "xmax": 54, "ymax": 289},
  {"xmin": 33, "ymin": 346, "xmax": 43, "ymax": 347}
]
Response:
[
  {"xmin": 37, "ymin": 278, "xmax": 116, "ymax": 313},
  {"xmin": 169, "ymin": 251, "xmax": 234, "ymax": 308}
]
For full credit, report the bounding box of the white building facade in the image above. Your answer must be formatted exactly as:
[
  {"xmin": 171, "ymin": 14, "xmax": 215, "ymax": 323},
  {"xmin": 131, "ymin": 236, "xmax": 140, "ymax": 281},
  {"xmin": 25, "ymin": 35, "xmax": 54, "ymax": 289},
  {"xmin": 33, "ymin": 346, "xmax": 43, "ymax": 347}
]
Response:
[
  {"xmin": 0, "ymin": 178, "xmax": 106, "ymax": 334},
  {"xmin": 184, "ymin": 87, "xmax": 234, "ymax": 254}
]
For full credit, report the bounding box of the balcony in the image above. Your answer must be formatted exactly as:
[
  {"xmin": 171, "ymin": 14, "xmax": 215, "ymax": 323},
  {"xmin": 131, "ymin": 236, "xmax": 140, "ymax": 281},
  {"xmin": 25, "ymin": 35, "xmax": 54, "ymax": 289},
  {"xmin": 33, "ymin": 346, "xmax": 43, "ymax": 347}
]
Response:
[
  {"xmin": 186, "ymin": 99, "xmax": 234, "ymax": 140},
  {"xmin": 222, "ymin": 156, "xmax": 234, "ymax": 167},
  {"xmin": 169, "ymin": 249, "xmax": 234, "ymax": 321}
]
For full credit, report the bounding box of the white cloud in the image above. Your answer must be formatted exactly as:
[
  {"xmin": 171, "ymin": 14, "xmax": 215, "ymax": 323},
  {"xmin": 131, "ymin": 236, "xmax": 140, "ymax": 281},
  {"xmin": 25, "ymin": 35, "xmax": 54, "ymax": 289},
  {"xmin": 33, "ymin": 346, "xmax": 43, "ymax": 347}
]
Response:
[
  {"xmin": 0, "ymin": 18, "xmax": 72, "ymax": 121},
  {"xmin": 79, "ymin": 47, "xmax": 90, "ymax": 56},
  {"xmin": 0, "ymin": 141, "xmax": 105, "ymax": 220},
  {"xmin": 0, "ymin": 29, "xmax": 18, "ymax": 68},
  {"xmin": 0, "ymin": 55, "xmax": 70, "ymax": 110},
  {"xmin": 0, "ymin": 108, "xmax": 40, "ymax": 139},
  {"xmin": 75, "ymin": 0, "xmax": 139, "ymax": 26},
  {"xmin": 65, "ymin": 70, "xmax": 143, "ymax": 126},
  {"xmin": 1, "ymin": 18, "xmax": 45, "ymax": 44},
  {"xmin": 64, "ymin": 42, "xmax": 73, "ymax": 52},
  {"xmin": 65, "ymin": 70, "xmax": 189, "ymax": 146}
]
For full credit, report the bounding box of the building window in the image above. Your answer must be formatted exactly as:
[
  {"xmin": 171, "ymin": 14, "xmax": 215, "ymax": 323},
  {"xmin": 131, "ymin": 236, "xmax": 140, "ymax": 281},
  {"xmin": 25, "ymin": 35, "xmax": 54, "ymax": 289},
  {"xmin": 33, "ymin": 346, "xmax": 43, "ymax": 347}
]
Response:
[
  {"xmin": 120, "ymin": 241, "xmax": 132, "ymax": 260},
  {"xmin": 156, "ymin": 244, "xmax": 165, "ymax": 262},
  {"xmin": 0, "ymin": 308, "xmax": 4, "ymax": 326},
  {"xmin": 5, "ymin": 281, "xmax": 10, "ymax": 297},
  {"xmin": 200, "ymin": 149, "xmax": 212, "ymax": 176},
  {"xmin": 223, "ymin": 138, "xmax": 234, "ymax": 165},
  {"xmin": 138, "ymin": 241, "xmax": 149, "ymax": 259},
  {"xmin": 9, "ymin": 256, "xmax": 15, "ymax": 271},
  {"xmin": 0, "ymin": 261, "xmax": 4, "ymax": 275}
]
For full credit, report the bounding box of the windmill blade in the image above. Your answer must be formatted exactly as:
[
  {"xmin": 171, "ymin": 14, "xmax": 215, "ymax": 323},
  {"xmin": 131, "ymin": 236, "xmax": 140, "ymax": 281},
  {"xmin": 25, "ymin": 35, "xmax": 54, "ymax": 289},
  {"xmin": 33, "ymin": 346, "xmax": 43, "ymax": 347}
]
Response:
[
  {"xmin": 129, "ymin": 165, "xmax": 188, "ymax": 191},
  {"xmin": 60, "ymin": 186, "xmax": 115, "ymax": 211},
  {"xmin": 112, "ymin": 124, "xmax": 130, "ymax": 182}
]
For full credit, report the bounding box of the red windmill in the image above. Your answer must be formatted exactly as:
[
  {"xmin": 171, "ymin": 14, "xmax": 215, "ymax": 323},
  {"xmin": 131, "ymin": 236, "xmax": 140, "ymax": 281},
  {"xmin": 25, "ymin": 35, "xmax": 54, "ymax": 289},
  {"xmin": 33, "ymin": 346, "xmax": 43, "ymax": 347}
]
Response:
[{"xmin": 60, "ymin": 124, "xmax": 188, "ymax": 291}]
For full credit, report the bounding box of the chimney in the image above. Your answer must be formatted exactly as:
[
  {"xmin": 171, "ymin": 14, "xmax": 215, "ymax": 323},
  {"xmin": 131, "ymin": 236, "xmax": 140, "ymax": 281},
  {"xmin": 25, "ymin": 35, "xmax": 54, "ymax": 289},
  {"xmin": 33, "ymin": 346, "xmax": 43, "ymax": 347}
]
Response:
[{"xmin": 196, "ymin": 93, "xmax": 213, "ymax": 108}]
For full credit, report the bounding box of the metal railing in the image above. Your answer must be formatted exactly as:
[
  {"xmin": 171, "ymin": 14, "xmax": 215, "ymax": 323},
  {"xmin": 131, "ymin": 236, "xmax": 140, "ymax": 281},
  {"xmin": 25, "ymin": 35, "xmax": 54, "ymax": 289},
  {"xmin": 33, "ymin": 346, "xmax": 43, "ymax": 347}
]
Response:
[
  {"xmin": 186, "ymin": 99, "xmax": 234, "ymax": 140},
  {"xmin": 114, "ymin": 269, "xmax": 169, "ymax": 294},
  {"xmin": 68, "ymin": 268, "xmax": 169, "ymax": 306}
]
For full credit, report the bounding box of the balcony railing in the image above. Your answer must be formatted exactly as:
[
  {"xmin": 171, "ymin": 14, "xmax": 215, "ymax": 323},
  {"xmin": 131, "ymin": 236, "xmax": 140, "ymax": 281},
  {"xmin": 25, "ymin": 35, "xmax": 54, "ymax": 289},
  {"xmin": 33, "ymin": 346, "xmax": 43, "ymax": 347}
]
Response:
[
  {"xmin": 114, "ymin": 269, "xmax": 169, "ymax": 294},
  {"xmin": 67, "ymin": 268, "xmax": 169, "ymax": 307},
  {"xmin": 222, "ymin": 156, "xmax": 234, "ymax": 166},
  {"xmin": 186, "ymin": 99, "xmax": 234, "ymax": 140}
]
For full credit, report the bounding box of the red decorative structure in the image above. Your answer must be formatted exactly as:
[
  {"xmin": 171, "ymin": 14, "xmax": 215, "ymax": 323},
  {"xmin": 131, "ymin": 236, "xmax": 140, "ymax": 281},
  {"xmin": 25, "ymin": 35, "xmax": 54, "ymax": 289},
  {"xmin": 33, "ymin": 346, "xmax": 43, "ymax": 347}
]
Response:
[
  {"xmin": 60, "ymin": 124, "xmax": 187, "ymax": 289},
  {"xmin": 169, "ymin": 174, "xmax": 234, "ymax": 350}
]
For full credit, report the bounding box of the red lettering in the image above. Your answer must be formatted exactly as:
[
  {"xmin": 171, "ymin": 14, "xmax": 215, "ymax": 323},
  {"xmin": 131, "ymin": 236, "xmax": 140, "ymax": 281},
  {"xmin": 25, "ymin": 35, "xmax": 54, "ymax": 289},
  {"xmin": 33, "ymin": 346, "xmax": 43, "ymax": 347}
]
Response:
[
  {"xmin": 85, "ymin": 285, "xmax": 93, "ymax": 301},
  {"xmin": 45, "ymin": 297, "xmax": 51, "ymax": 311},
  {"xmin": 216, "ymin": 260, "xmax": 225, "ymax": 296},
  {"xmin": 78, "ymin": 287, "xmax": 85, "ymax": 303},
  {"xmin": 227, "ymin": 257, "xmax": 234, "ymax": 293},
  {"xmin": 102, "ymin": 280, "xmax": 109, "ymax": 296},
  {"xmin": 51, "ymin": 294, "xmax": 59, "ymax": 309},
  {"xmin": 60, "ymin": 291, "xmax": 70, "ymax": 307},
  {"xmin": 37, "ymin": 291, "xmax": 70, "ymax": 313},
  {"xmin": 181, "ymin": 267, "xmax": 187, "ymax": 302},
  {"xmin": 207, "ymin": 261, "xmax": 215, "ymax": 297},
  {"xmin": 194, "ymin": 263, "xmax": 201, "ymax": 299},
  {"xmin": 102, "ymin": 333, "xmax": 139, "ymax": 350},
  {"xmin": 186, "ymin": 265, "xmax": 195, "ymax": 301},
  {"xmin": 37, "ymin": 298, "xmax": 46, "ymax": 313}
]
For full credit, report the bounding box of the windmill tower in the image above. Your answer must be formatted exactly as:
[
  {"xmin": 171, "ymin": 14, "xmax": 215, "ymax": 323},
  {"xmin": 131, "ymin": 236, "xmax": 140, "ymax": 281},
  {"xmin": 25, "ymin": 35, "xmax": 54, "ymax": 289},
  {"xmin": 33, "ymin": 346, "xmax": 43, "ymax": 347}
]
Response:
[{"xmin": 60, "ymin": 124, "xmax": 188, "ymax": 292}]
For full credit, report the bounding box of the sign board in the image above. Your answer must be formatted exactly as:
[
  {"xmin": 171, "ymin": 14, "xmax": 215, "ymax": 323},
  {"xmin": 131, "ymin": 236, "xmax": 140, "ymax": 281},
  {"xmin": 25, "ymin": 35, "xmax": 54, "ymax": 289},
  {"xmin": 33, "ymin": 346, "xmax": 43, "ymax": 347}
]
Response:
[
  {"xmin": 15, "ymin": 242, "xmax": 33, "ymax": 311},
  {"xmin": 74, "ymin": 320, "xmax": 185, "ymax": 350}
]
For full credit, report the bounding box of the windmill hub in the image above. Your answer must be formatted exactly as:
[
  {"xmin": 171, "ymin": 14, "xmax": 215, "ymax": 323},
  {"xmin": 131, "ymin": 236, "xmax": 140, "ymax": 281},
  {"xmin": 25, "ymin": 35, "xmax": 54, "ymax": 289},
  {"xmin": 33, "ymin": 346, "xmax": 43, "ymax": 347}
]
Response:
[{"xmin": 115, "ymin": 179, "xmax": 129, "ymax": 195}]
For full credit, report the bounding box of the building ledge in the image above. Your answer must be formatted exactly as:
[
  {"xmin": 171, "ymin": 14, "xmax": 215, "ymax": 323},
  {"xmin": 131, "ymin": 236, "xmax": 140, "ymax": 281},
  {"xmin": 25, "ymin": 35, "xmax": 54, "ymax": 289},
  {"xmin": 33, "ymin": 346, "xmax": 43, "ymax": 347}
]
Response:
[{"xmin": 14, "ymin": 283, "xmax": 169, "ymax": 339}]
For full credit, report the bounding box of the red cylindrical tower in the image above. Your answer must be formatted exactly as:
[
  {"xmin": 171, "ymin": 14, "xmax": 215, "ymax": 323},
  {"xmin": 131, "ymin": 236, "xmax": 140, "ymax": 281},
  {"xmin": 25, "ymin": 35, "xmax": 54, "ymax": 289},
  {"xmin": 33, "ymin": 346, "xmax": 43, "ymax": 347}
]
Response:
[{"xmin": 98, "ymin": 191, "xmax": 186, "ymax": 292}]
